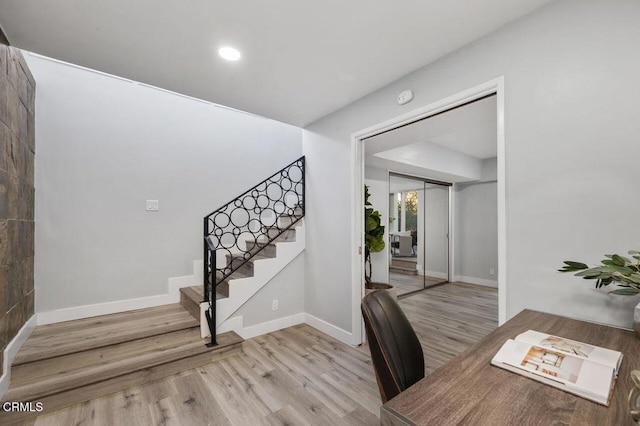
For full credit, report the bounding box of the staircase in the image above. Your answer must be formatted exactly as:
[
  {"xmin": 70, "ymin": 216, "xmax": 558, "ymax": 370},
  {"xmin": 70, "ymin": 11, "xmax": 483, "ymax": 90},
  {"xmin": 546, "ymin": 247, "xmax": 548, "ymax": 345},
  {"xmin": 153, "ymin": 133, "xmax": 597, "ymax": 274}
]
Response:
[
  {"xmin": 198, "ymin": 156, "xmax": 305, "ymax": 343},
  {"xmin": 390, "ymin": 259, "xmax": 418, "ymax": 275},
  {"xmin": 1, "ymin": 304, "xmax": 242, "ymax": 424},
  {"xmin": 0, "ymin": 157, "xmax": 304, "ymax": 423},
  {"xmin": 180, "ymin": 218, "xmax": 304, "ymax": 338}
]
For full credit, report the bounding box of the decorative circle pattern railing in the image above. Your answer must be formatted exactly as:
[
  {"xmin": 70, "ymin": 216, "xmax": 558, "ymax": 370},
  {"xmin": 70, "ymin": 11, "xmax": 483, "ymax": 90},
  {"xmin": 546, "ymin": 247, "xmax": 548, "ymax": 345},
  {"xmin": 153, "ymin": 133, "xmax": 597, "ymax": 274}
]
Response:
[{"xmin": 204, "ymin": 156, "xmax": 305, "ymax": 285}]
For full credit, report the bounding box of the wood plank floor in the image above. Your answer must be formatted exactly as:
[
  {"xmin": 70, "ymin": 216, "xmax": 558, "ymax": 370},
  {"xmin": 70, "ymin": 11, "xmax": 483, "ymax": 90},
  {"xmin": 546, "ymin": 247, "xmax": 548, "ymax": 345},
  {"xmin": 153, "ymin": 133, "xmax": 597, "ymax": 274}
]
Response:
[
  {"xmin": 14, "ymin": 284, "xmax": 497, "ymax": 426},
  {"xmin": 400, "ymin": 282, "xmax": 498, "ymax": 375},
  {"xmin": 14, "ymin": 304, "xmax": 199, "ymax": 365},
  {"xmin": 389, "ymin": 271, "xmax": 446, "ymax": 296}
]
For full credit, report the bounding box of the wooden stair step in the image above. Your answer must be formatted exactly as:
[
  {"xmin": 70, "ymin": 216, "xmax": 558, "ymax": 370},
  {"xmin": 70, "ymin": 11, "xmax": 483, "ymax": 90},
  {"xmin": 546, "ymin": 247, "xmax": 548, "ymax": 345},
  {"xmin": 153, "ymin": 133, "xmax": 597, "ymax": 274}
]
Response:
[
  {"xmin": 215, "ymin": 268, "xmax": 252, "ymax": 282},
  {"xmin": 245, "ymin": 239, "xmax": 278, "ymax": 257},
  {"xmin": 389, "ymin": 265, "xmax": 418, "ymax": 276},
  {"xmin": 265, "ymin": 227, "xmax": 296, "ymax": 241},
  {"xmin": 226, "ymin": 251, "xmax": 273, "ymax": 264},
  {"xmin": 221, "ymin": 252, "xmax": 274, "ymax": 278},
  {"xmin": 180, "ymin": 286, "xmax": 204, "ymax": 322},
  {"xmin": 14, "ymin": 303, "xmax": 199, "ymax": 365},
  {"xmin": 216, "ymin": 264, "xmax": 253, "ymax": 286},
  {"xmin": 180, "ymin": 286, "xmax": 227, "ymax": 323},
  {"xmin": 181, "ymin": 285, "xmax": 225, "ymax": 301},
  {"xmin": 391, "ymin": 259, "xmax": 418, "ymax": 269},
  {"xmin": 11, "ymin": 327, "xmax": 202, "ymax": 386},
  {"xmin": 2, "ymin": 330, "xmax": 243, "ymax": 424},
  {"xmin": 4, "ymin": 331, "xmax": 240, "ymax": 402},
  {"xmin": 277, "ymin": 214, "xmax": 302, "ymax": 227}
]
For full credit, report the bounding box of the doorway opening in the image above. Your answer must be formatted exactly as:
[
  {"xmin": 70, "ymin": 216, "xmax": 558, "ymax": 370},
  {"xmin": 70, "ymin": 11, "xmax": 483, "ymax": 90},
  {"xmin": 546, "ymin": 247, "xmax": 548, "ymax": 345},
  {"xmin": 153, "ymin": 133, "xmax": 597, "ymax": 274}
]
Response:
[{"xmin": 351, "ymin": 78, "xmax": 506, "ymax": 345}]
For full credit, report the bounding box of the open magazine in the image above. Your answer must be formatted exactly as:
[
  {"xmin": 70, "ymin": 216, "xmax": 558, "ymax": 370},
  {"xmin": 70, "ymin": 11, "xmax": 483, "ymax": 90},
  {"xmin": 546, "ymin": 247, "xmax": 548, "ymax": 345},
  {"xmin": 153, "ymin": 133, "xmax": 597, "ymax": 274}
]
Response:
[{"xmin": 491, "ymin": 330, "xmax": 623, "ymax": 406}]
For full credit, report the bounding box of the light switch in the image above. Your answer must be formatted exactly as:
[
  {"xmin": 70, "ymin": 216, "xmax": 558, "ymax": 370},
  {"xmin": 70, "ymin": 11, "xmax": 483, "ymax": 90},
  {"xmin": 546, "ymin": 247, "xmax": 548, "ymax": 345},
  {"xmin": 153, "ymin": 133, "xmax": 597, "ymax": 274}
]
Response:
[{"xmin": 146, "ymin": 200, "xmax": 159, "ymax": 211}]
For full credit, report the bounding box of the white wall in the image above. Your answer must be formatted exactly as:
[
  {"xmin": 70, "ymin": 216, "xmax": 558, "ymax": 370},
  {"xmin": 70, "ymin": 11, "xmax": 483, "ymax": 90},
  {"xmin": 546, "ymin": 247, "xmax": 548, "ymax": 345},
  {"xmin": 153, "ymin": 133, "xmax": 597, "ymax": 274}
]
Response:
[
  {"xmin": 28, "ymin": 54, "xmax": 304, "ymax": 313},
  {"xmin": 454, "ymin": 157, "xmax": 498, "ymax": 285},
  {"xmin": 233, "ymin": 255, "xmax": 305, "ymax": 327},
  {"xmin": 304, "ymin": 0, "xmax": 640, "ymax": 333},
  {"xmin": 454, "ymin": 181, "xmax": 498, "ymax": 283}
]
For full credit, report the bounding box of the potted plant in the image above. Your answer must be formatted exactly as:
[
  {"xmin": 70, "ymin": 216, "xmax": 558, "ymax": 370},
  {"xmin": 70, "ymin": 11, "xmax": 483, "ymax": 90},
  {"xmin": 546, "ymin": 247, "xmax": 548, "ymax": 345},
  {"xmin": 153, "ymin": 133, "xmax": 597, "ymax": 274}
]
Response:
[
  {"xmin": 559, "ymin": 250, "xmax": 640, "ymax": 334},
  {"xmin": 364, "ymin": 185, "xmax": 394, "ymax": 296}
]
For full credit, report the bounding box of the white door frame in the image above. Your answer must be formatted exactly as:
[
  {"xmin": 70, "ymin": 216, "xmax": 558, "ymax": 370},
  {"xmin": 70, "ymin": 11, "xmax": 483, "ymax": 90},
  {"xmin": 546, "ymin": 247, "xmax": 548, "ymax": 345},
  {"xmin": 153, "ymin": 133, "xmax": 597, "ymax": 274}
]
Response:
[{"xmin": 351, "ymin": 77, "xmax": 506, "ymax": 345}]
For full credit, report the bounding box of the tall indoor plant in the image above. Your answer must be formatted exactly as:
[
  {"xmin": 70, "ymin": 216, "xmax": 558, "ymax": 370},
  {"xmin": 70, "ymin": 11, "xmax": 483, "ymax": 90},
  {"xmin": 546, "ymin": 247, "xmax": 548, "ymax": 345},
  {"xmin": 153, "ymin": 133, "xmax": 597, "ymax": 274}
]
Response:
[{"xmin": 364, "ymin": 185, "xmax": 386, "ymax": 285}]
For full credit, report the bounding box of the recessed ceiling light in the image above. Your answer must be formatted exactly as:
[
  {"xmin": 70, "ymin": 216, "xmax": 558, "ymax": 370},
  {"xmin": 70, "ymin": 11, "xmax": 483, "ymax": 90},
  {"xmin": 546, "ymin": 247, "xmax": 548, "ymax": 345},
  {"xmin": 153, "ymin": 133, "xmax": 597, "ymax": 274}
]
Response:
[{"xmin": 218, "ymin": 47, "xmax": 241, "ymax": 61}]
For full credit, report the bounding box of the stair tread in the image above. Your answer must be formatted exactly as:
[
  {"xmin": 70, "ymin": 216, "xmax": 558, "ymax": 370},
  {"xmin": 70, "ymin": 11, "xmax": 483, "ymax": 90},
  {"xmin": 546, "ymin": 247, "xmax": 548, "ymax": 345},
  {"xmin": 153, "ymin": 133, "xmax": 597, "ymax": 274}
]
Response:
[
  {"xmin": 4, "ymin": 330, "xmax": 243, "ymax": 403},
  {"xmin": 391, "ymin": 259, "xmax": 418, "ymax": 268},
  {"xmin": 182, "ymin": 285, "xmax": 204, "ymax": 299},
  {"xmin": 14, "ymin": 304, "xmax": 199, "ymax": 365},
  {"xmin": 389, "ymin": 265, "xmax": 418, "ymax": 276},
  {"xmin": 11, "ymin": 327, "xmax": 202, "ymax": 386},
  {"xmin": 180, "ymin": 286, "xmax": 226, "ymax": 307},
  {"xmin": 247, "ymin": 238, "xmax": 277, "ymax": 247},
  {"xmin": 227, "ymin": 252, "xmax": 273, "ymax": 261},
  {"xmin": 389, "ymin": 265, "xmax": 417, "ymax": 272},
  {"xmin": 215, "ymin": 269, "xmax": 252, "ymax": 281}
]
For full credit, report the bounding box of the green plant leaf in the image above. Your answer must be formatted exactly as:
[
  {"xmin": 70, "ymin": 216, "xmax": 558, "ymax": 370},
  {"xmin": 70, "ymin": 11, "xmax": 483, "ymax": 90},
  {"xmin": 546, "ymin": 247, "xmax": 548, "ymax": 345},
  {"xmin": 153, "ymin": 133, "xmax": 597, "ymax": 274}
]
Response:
[
  {"xmin": 366, "ymin": 235, "xmax": 385, "ymax": 252},
  {"xmin": 364, "ymin": 185, "xmax": 386, "ymax": 255},
  {"xmin": 597, "ymin": 278, "xmax": 614, "ymax": 287},
  {"xmin": 609, "ymin": 288, "xmax": 640, "ymax": 296},
  {"xmin": 564, "ymin": 261, "xmax": 588, "ymax": 269},
  {"xmin": 600, "ymin": 266, "xmax": 634, "ymax": 274},
  {"xmin": 611, "ymin": 254, "xmax": 628, "ymax": 266},
  {"xmin": 366, "ymin": 216, "xmax": 380, "ymax": 232},
  {"xmin": 575, "ymin": 268, "xmax": 604, "ymax": 277}
]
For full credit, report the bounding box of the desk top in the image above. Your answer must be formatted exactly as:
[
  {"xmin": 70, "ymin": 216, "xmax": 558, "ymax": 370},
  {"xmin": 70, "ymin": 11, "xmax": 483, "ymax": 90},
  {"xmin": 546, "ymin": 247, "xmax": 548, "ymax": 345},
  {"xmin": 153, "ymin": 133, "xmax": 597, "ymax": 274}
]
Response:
[{"xmin": 381, "ymin": 309, "xmax": 640, "ymax": 426}]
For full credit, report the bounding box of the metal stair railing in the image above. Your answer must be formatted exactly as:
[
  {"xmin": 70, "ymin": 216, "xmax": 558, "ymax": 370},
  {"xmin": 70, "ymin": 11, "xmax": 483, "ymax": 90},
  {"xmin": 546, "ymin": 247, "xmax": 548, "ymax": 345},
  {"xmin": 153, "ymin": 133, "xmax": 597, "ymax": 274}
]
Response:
[{"xmin": 202, "ymin": 156, "xmax": 305, "ymax": 346}]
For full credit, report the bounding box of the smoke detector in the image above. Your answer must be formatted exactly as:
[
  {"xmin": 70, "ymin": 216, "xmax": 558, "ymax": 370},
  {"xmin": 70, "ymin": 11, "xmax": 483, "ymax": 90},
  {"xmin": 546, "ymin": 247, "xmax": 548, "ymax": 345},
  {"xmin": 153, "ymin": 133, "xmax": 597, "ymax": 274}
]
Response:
[{"xmin": 397, "ymin": 90, "xmax": 413, "ymax": 105}]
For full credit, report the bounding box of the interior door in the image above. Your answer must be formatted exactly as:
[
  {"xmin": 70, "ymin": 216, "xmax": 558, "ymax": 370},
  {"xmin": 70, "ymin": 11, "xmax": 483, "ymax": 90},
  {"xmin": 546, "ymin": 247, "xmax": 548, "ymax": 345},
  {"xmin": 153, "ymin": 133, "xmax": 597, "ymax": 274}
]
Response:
[
  {"xmin": 421, "ymin": 182, "xmax": 449, "ymax": 289},
  {"xmin": 389, "ymin": 173, "xmax": 450, "ymax": 296}
]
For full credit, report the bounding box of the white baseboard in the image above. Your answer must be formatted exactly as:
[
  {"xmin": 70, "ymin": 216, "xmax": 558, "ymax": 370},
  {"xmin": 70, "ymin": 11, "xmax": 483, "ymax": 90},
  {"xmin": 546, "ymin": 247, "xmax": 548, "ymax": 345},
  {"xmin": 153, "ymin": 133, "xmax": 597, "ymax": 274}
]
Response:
[
  {"xmin": 219, "ymin": 312, "xmax": 352, "ymax": 345},
  {"xmin": 36, "ymin": 293, "xmax": 177, "ymax": 325},
  {"xmin": 219, "ymin": 313, "xmax": 305, "ymax": 340},
  {"xmin": 37, "ymin": 269, "xmax": 199, "ymax": 325},
  {"xmin": 303, "ymin": 313, "xmax": 352, "ymax": 344},
  {"xmin": 0, "ymin": 315, "xmax": 37, "ymax": 398},
  {"xmin": 454, "ymin": 275, "xmax": 498, "ymax": 288}
]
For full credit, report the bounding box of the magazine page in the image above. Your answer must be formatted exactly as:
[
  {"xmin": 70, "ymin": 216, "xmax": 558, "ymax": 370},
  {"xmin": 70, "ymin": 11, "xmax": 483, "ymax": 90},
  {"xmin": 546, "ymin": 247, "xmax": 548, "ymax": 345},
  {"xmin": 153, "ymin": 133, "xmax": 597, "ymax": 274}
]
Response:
[
  {"xmin": 515, "ymin": 330, "xmax": 622, "ymax": 373},
  {"xmin": 492, "ymin": 339, "xmax": 613, "ymax": 403}
]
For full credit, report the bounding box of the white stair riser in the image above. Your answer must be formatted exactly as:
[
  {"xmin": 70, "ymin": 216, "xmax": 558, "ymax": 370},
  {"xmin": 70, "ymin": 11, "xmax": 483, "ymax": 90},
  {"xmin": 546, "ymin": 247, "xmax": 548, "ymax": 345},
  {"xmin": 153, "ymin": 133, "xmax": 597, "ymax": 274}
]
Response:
[{"xmin": 199, "ymin": 222, "xmax": 305, "ymax": 338}]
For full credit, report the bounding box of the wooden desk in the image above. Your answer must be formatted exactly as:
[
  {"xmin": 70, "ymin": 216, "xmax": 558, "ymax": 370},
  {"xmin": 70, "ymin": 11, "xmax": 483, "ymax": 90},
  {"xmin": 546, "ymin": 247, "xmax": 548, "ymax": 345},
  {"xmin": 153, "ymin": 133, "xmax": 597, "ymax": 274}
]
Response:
[{"xmin": 381, "ymin": 309, "xmax": 640, "ymax": 425}]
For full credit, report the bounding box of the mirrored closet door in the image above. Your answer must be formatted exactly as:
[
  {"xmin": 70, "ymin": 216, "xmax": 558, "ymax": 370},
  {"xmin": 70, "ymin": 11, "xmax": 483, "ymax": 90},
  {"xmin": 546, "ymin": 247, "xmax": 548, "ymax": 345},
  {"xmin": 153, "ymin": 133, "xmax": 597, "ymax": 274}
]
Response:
[{"xmin": 388, "ymin": 173, "xmax": 450, "ymax": 297}]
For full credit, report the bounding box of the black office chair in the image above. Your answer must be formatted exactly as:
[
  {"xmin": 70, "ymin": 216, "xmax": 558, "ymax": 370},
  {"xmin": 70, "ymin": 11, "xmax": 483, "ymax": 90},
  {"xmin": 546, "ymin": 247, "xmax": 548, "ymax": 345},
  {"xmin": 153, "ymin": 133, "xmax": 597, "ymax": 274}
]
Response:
[{"xmin": 361, "ymin": 290, "xmax": 424, "ymax": 403}]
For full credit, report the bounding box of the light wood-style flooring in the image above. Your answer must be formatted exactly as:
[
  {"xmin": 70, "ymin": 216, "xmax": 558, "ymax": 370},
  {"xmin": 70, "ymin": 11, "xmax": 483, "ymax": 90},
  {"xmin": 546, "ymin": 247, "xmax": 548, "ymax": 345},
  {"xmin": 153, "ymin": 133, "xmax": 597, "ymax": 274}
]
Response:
[
  {"xmin": 389, "ymin": 271, "xmax": 446, "ymax": 296},
  {"xmin": 14, "ymin": 283, "xmax": 497, "ymax": 426},
  {"xmin": 401, "ymin": 282, "xmax": 498, "ymax": 374}
]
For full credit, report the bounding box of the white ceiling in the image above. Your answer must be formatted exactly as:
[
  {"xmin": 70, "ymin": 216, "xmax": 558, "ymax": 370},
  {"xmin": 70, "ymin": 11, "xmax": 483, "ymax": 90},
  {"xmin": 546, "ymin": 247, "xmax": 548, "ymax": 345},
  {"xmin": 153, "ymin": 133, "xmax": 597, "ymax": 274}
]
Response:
[
  {"xmin": 366, "ymin": 95, "xmax": 497, "ymax": 158},
  {"xmin": 0, "ymin": 0, "xmax": 552, "ymax": 126},
  {"xmin": 365, "ymin": 95, "xmax": 497, "ymax": 182}
]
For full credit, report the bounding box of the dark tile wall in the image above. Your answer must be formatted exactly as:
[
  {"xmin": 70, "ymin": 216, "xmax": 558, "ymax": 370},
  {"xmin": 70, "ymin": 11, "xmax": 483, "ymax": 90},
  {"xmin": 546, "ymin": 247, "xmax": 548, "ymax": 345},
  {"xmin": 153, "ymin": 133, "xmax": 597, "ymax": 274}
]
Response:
[{"xmin": 0, "ymin": 42, "xmax": 35, "ymax": 374}]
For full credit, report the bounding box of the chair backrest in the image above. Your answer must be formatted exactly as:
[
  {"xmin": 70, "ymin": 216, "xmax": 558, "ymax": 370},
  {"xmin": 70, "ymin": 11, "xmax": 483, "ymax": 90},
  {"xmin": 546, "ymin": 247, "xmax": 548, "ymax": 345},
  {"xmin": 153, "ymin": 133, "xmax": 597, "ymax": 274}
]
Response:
[{"xmin": 361, "ymin": 290, "xmax": 424, "ymax": 403}]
